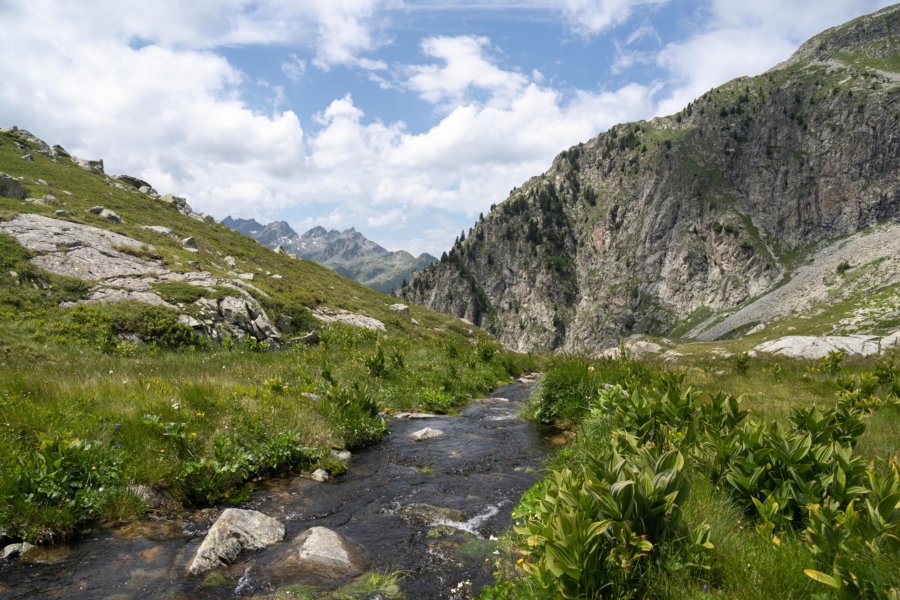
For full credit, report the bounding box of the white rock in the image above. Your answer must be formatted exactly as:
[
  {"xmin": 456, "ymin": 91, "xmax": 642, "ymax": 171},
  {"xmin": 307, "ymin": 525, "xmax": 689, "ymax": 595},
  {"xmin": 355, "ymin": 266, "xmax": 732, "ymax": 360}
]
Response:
[
  {"xmin": 1, "ymin": 542, "xmax": 34, "ymax": 560},
  {"xmin": 295, "ymin": 527, "xmax": 357, "ymax": 573},
  {"xmin": 394, "ymin": 412, "xmax": 440, "ymax": 419},
  {"xmin": 410, "ymin": 427, "xmax": 444, "ymax": 442},
  {"xmin": 310, "ymin": 468, "xmax": 330, "ymax": 482},
  {"xmin": 754, "ymin": 334, "xmax": 885, "ymax": 359},
  {"xmin": 224, "ymin": 256, "xmax": 237, "ymax": 268},
  {"xmin": 389, "ymin": 303, "xmax": 409, "ymax": 316},
  {"xmin": 188, "ymin": 508, "xmax": 284, "ymax": 575},
  {"xmin": 312, "ymin": 308, "xmax": 386, "ymax": 332}
]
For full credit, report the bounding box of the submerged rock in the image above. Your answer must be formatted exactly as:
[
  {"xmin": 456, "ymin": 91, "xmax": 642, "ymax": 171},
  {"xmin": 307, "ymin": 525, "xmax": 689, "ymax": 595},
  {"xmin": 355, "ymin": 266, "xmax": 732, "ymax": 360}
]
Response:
[
  {"xmin": 399, "ymin": 503, "xmax": 466, "ymax": 525},
  {"xmin": 188, "ymin": 508, "xmax": 285, "ymax": 575},
  {"xmin": 291, "ymin": 527, "xmax": 369, "ymax": 579}
]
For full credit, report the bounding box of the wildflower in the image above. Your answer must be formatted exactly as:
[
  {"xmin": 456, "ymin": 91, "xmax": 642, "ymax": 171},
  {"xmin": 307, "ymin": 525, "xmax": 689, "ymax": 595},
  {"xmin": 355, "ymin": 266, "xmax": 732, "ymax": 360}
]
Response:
[
  {"xmin": 115, "ymin": 423, "xmax": 121, "ymax": 429},
  {"xmin": 195, "ymin": 411, "xmax": 204, "ymax": 417},
  {"xmin": 115, "ymin": 442, "xmax": 121, "ymax": 447},
  {"xmin": 190, "ymin": 432, "xmax": 198, "ymax": 437},
  {"xmin": 772, "ymin": 535, "xmax": 781, "ymax": 547}
]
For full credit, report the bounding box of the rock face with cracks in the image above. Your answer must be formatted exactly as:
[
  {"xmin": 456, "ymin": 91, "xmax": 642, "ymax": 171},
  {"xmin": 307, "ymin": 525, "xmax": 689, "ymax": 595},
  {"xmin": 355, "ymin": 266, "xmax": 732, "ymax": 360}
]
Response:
[{"xmin": 401, "ymin": 6, "xmax": 900, "ymax": 352}]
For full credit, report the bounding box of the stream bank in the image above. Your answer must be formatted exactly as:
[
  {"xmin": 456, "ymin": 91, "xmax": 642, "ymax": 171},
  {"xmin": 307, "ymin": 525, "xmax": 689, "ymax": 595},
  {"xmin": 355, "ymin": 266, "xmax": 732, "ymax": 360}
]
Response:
[{"xmin": 1, "ymin": 379, "xmax": 548, "ymax": 598}]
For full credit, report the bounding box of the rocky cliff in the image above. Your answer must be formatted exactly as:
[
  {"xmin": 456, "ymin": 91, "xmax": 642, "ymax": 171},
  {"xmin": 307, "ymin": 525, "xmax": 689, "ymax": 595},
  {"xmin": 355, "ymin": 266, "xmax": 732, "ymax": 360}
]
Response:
[
  {"xmin": 223, "ymin": 217, "xmax": 436, "ymax": 293},
  {"xmin": 400, "ymin": 5, "xmax": 900, "ymax": 352}
]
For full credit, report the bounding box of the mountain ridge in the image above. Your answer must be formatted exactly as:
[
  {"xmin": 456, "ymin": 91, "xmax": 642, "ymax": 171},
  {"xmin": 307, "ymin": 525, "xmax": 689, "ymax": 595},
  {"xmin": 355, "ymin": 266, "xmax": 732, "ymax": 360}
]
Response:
[
  {"xmin": 400, "ymin": 4, "xmax": 900, "ymax": 353},
  {"xmin": 222, "ymin": 216, "xmax": 436, "ymax": 293}
]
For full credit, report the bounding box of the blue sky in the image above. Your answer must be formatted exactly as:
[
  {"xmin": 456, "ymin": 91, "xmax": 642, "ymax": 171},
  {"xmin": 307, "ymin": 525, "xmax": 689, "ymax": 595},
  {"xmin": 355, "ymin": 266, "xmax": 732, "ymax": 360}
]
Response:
[{"xmin": 0, "ymin": 0, "xmax": 892, "ymax": 256}]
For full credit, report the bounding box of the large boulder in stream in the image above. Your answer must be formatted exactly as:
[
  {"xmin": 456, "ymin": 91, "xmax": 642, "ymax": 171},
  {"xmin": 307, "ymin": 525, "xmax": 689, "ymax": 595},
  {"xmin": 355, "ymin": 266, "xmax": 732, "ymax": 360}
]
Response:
[{"xmin": 188, "ymin": 508, "xmax": 284, "ymax": 575}]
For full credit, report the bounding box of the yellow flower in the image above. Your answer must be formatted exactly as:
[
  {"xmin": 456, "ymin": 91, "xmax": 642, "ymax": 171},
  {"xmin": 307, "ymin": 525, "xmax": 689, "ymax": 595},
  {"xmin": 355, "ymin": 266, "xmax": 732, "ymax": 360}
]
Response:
[{"xmin": 772, "ymin": 535, "xmax": 781, "ymax": 547}]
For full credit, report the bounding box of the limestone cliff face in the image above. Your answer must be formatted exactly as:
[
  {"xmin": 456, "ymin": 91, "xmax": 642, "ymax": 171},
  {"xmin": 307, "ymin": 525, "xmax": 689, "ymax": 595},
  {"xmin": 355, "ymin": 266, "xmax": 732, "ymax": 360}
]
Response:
[{"xmin": 400, "ymin": 6, "xmax": 900, "ymax": 352}]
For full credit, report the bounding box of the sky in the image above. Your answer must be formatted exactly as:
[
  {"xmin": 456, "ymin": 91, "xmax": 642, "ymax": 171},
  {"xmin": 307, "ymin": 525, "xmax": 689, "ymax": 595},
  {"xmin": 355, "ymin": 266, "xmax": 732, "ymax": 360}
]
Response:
[{"xmin": 0, "ymin": 1, "xmax": 892, "ymax": 256}]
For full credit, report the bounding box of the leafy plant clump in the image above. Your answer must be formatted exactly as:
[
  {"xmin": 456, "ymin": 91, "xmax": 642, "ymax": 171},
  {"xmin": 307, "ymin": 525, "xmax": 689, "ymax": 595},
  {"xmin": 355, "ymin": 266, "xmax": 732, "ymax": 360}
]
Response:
[{"xmin": 485, "ymin": 355, "xmax": 900, "ymax": 599}]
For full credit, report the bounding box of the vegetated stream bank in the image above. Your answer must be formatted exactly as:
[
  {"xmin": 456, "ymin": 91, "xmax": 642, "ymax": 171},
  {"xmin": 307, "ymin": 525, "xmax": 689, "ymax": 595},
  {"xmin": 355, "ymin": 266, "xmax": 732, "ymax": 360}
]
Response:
[{"xmin": 0, "ymin": 380, "xmax": 549, "ymax": 598}]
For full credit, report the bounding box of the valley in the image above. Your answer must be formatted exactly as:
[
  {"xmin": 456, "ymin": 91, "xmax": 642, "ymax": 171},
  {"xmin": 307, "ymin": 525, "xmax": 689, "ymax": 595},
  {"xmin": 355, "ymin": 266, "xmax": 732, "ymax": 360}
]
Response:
[{"xmin": 0, "ymin": 4, "xmax": 898, "ymax": 600}]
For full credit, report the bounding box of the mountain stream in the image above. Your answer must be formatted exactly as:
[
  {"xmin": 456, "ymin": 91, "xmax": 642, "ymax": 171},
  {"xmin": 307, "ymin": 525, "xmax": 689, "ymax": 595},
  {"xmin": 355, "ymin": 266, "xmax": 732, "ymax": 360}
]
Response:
[{"xmin": 1, "ymin": 379, "xmax": 549, "ymax": 598}]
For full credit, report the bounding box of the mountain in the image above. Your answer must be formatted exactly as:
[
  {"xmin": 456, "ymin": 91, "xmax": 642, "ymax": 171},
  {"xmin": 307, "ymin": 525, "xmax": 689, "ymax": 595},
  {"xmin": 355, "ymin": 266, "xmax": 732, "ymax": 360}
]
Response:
[
  {"xmin": 222, "ymin": 218, "xmax": 437, "ymax": 294},
  {"xmin": 400, "ymin": 5, "xmax": 900, "ymax": 353}
]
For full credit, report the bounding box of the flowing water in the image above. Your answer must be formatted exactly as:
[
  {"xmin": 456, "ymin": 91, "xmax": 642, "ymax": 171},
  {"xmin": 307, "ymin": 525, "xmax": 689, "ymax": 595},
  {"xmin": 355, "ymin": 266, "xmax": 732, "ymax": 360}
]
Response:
[{"xmin": 0, "ymin": 380, "xmax": 549, "ymax": 599}]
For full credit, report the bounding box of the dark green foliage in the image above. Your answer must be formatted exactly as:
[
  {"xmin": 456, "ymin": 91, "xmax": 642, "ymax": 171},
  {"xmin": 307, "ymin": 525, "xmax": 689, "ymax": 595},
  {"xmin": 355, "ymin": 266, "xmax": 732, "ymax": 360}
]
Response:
[{"xmin": 1, "ymin": 434, "xmax": 125, "ymax": 542}]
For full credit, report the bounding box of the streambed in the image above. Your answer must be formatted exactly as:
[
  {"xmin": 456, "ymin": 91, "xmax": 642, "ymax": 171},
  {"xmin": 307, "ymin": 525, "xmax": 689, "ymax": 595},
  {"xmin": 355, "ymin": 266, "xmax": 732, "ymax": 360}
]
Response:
[{"xmin": 1, "ymin": 380, "xmax": 548, "ymax": 598}]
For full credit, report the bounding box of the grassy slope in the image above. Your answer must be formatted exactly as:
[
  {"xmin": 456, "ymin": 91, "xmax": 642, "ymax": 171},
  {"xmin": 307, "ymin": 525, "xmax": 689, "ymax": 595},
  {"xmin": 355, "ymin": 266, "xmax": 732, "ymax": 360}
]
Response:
[{"xmin": 0, "ymin": 130, "xmax": 537, "ymax": 543}]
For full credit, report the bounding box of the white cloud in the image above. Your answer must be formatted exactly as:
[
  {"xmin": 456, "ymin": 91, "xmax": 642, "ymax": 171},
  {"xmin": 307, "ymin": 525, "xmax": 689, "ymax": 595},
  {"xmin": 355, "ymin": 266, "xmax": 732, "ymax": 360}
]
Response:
[
  {"xmin": 406, "ymin": 36, "xmax": 529, "ymax": 107},
  {"xmin": 281, "ymin": 54, "xmax": 308, "ymax": 82},
  {"xmin": 556, "ymin": 0, "xmax": 668, "ymax": 38}
]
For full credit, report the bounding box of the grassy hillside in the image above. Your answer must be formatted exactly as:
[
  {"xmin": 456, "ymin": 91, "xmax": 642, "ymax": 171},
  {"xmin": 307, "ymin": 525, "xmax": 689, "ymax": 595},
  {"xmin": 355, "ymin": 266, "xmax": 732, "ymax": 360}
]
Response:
[{"xmin": 0, "ymin": 128, "xmax": 536, "ymax": 543}]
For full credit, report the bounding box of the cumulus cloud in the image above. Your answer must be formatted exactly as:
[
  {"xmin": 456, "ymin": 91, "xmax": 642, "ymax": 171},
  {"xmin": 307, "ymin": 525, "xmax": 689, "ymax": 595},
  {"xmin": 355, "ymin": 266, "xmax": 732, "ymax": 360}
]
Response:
[{"xmin": 556, "ymin": 0, "xmax": 668, "ymax": 38}]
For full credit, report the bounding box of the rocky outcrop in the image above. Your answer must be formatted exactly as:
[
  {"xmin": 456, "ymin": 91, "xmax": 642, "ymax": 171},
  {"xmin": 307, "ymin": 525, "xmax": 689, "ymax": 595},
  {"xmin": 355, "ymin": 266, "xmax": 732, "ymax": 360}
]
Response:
[
  {"xmin": 188, "ymin": 509, "xmax": 284, "ymax": 575},
  {"xmin": 312, "ymin": 307, "xmax": 385, "ymax": 331},
  {"xmin": 401, "ymin": 5, "xmax": 900, "ymax": 352},
  {"xmin": 0, "ymin": 213, "xmax": 283, "ymax": 346},
  {"xmin": 755, "ymin": 330, "xmax": 899, "ymax": 359}
]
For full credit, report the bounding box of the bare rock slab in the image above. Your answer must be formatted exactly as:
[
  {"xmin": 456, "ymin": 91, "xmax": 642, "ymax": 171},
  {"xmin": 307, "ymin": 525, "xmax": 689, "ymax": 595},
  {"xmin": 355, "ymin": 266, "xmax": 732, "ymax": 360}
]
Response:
[
  {"xmin": 313, "ymin": 307, "xmax": 386, "ymax": 332},
  {"xmin": 188, "ymin": 508, "xmax": 284, "ymax": 575}
]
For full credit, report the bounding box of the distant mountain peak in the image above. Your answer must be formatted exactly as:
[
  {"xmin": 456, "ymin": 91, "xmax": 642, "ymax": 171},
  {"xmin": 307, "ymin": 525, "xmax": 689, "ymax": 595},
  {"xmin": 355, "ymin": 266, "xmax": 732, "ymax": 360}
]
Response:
[{"xmin": 223, "ymin": 220, "xmax": 436, "ymax": 293}]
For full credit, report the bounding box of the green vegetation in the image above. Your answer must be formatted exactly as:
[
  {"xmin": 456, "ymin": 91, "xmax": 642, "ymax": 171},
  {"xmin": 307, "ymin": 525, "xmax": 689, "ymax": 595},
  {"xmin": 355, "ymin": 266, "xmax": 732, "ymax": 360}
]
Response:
[
  {"xmin": 482, "ymin": 352, "xmax": 899, "ymax": 599},
  {"xmin": 0, "ymin": 129, "xmax": 538, "ymax": 544}
]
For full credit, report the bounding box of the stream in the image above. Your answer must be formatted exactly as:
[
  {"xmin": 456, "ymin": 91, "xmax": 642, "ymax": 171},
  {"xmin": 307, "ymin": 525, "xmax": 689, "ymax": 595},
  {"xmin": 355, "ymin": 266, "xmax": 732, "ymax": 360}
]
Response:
[{"xmin": 0, "ymin": 380, "xmax": 549, "ymax": 598}]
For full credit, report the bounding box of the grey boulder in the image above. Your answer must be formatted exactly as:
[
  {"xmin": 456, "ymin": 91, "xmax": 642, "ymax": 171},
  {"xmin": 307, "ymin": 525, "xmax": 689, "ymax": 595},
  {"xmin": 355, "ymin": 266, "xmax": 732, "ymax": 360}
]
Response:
[{"xmin": 188, "ymin": 508, "xmax": 284, "ymax": 575}]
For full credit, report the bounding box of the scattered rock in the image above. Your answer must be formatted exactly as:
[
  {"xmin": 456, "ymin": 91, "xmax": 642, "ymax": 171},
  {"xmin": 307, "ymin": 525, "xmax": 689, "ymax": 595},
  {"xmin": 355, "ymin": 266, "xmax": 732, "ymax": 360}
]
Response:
[
  {"xmin": 142, "ymin": 225, "xmax": 174, "ymax": 237},
  {"xmin": 188, "ymin": 508, "xmax": 284, "ymax": 575},
  {"xmin": 237, "ymin": 272, "xmax": 255, "ymax": 281},
  {"xmin": 73, "ymin": 156, "xmax": 104, "ymax": 174},
  {"xmin": 310, "ymin": 468, "xmax": 330, "ymax": 482},
  {"xmin": 389, "ymin": 303, "xmax": 409, "ymax": 316},
  {"xmin": 1, "ymin": 542, "xmax": 34, "ymax": 561},
  {"xmin": 0, "ymin": 172, "xmax": 26, "ymax": 199},
  {"xmin": 182, "ymin": 236, "xmax": 198, "ymax": 249},
  {"xmin": 301, "ymin": 392, "xmax": 322, "ymax": 401},
  {"xmin": 88, "ymin": 205, "xmax": 104, "ymax": 214},
  {"xmin": 100, "ymin": 208, "xmax": 123, "ymax": 224},
  {"xmin": 116, "ymin": 174, "xmax": 152, "ymax": 190},
  {"xmin": 160, "ymin": 194, "xmax": 188, "ymax": 211},
  {"xmin": 224, "ymin": 256, "xmax": 237, "ymax": 268},
  {"xmin": 410, "ymin": 427, "xmax": 444, "ymax": 442},
  {"xmin": 313, "ymin": 308, "xmax": 386, "ymax": 332},
  {"xmin": 54, "ymin": 210, "xmax": 70, "ymax": 217},
  {"xmin": 273, "ymin": 244, "xmax": 285, "ymax": 254},
  {"xmin": 20, "ymin": 154, "xmax": 33, "ymax": 161},
  {"xmin": 51, "ymin": 144, "xmax": 70, "ymax": 159}
]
